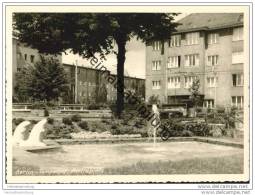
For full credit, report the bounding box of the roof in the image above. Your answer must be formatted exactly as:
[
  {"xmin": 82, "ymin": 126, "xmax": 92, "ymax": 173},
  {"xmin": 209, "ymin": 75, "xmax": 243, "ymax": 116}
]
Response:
[
  {"xmin": 176, "ymin": 13, "xmax": 243, "ymax": 33},
  {"xmin": 63, "ymin": 63, "xmax": 110, "ymax": 73},
  {"xmin": 62, "ymin": 63, "xmax": 145, "ymax": 80}
]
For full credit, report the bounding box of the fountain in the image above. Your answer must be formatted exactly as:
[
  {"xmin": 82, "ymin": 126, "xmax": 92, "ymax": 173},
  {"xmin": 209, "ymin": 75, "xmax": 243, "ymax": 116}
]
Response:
[
  {"xmin": 12, "ymin": 121, "xmax": 31, "ymax": 146},
  {"xmin": 145, "ymin": 104, "xmax": 166, "ymax": 152},
  {"xmin": 152, "ymin": 104, "xmax": 160, "ymax": 148},
  {"xmin": 13, "ymin": 118, "xmax": 60, "ymax": 152}
]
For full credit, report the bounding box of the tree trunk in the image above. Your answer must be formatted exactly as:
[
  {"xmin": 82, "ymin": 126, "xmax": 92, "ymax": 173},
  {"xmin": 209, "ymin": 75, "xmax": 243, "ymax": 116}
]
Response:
[{"xmin": 116, "ymin": 39, "xmax": 126, "ymax": 117}]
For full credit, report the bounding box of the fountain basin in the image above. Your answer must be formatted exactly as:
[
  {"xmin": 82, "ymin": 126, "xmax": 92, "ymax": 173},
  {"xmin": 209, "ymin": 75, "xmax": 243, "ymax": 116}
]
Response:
[
  {"xmin": 21, "ymin": 145, "xmax": 62, "ymax": 153},
  {"xmin": 12, "ymin": 141, "xmax": 243, "ymax": 176}
]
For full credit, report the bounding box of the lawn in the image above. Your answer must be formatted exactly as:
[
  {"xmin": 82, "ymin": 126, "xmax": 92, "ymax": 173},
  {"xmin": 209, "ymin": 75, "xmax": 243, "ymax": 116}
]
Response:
[
  {"xmin": 13, "ymin": 154, "xmax": 243, "ymax": 175},
  {"xmin": 103, "ymin": 155, "xmax": 243, "ymax": 175}
]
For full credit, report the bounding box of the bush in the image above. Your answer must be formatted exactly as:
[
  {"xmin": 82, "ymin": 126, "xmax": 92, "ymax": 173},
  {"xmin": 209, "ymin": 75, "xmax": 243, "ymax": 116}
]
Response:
[
  {"xmin": 44, "ymin": 108, "xmax": 49, "ymax": 116},
  {"xmin": 71, "ymin": 114, "xmax": 82, "ymax": 122},
  {"xmin": 111, "ymin": 124, "xmax": 118, "ymax": 130},
  {"xmin": 117, "ymin": 126, "xmax": 134, "ymax": 135},
  {"xmin": 189, "ymin": 123, "xmax": 210, "ymax": 136},
  {"xmin": 209, "ymin": 128, "xmax": 223, "ymax": 137},
  {"xmin": 30, "ymin": 102, "xmax": 57, "ymax": 109},
  {"xmin": 47, "ymin": 117, "xmax": 54, "ymax": 125},
  {"xmin": 88, "ymin": 103, "xmax": 100, "ymax": 110},
  {"xmin": 13, "ymin": 118, "xmax": 25, "ymax": 126},
  {"xmin": 159, "ymin": 120, "xmax": 211, "ymax": 138},
  {"xmin": 121, "ymin": 119, "xmax": 130, "ymax": 126},
  {"xmin": 148, "ymin": 94, "xmax": 160, "ymax": 105},
  {"xmin": 110, "ymin": 120, "xmax": 121, "ymax": 135},
  {"xmin": 110, "ymin": 128, "xmax": 121, "ymax": 135},
  {"xmin": 30, "ymin": 120, "xmax": 38, "ymax": 124},
  {"xmin": 206, "ymin": 117, "xmax": 224, "ymax": 124},
  {"xmin": 90, "ymin": 122, "xmax": 108, "ymax": 133},
  {"xmin": 98, "ymin": 103, "xmax": 109, "ymax": 109},
  {"xmin": 78, "ymin": 121, "xmax": 89, "ymax": 130},
  {"xmin": 134, "ymin": 119, "xmax": 146, "ymax": 129},
  {"xmin": 181, "ymin": 130, "xmax": 194, "ymax": 137},
  {"xmin": 31, "ymin": 102, "xmax": 46, "ymax": 109},
  {"xmin": 62, "ymin": 117, "xmax": 72, "ymax": 125},
  {"xmin": 45, "ymin": 121, "xmax": 76, "ymax": 139},
  {"xmin": 101, "ymin": 119, "xmax": 110, "ymax": 124}
]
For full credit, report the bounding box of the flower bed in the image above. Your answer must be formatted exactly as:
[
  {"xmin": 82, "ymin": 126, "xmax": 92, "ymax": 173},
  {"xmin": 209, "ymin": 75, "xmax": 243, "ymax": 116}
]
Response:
[{"xmin": 70, "ymin": 131, "xmax": 141, "ymax": 139}]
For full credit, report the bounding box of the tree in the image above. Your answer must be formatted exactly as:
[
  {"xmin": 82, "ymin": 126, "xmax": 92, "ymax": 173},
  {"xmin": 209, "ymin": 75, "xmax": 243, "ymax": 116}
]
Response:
[
  {"xmin": 189, "ymin": 79, "xmax": 203, "ymax": 116},
  {"xmin": 148, "ymin": 94, "xmax": 160, "ymax": 105},
  {"xmin": 14, "ymin": 65, "xmax": 33, "ymax": 102},
  {"xmin": 95, "ymin": 83, "xmax": 108, "ymax": 103},
  {"xmin": 61, "ymin": 87, "xmax": 74, "ymax": 104},
  {"xmin": 14, "ymin": 13, "xmax": 179, "ymax": 117},
  {"xmin": 28, "ymin": 56, "xmax": 69, "ymax": 102}
]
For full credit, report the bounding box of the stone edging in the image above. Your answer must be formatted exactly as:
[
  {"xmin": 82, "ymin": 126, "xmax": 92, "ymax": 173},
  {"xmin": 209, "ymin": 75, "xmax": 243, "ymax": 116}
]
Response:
[{"xmin": 47, "ymin": 137, "xmax": 243, "ymax": 148}]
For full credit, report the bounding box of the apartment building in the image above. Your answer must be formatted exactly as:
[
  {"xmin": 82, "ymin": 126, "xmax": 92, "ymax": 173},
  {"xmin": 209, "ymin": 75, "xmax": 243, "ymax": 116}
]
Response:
[
  {"xmin": 12, "ymin": 38, "xmax": 145, "ymax": 104},
  {"xmin": 146, "ymin": 13, "xmax": 244, "ymax": 109}
]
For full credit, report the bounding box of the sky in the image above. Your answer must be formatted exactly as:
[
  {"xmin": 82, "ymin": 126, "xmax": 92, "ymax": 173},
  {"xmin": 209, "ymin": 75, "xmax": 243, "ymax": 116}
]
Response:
[{"xmin": 62, "ymin": 13, "xmax": 189, "ymax": 79}]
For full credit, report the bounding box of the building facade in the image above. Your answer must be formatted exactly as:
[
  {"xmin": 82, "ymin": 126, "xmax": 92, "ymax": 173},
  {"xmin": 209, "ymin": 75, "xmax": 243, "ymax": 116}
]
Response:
[
  {"xmin": 63, "ymin": 64, "xmax": 145, "ymax": 104},
  {"xmin": 146, "ymin": 13, "xmax": 244, "ymax": 109},
  {"xmin": 12, "ymin": 38, "xmax": 145, "ymax": 104}
]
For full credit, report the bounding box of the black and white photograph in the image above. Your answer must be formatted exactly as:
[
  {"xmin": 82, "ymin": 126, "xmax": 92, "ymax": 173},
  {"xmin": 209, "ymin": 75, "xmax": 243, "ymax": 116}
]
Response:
[{"xmin": 2, "ymin": 2, "xmax": 252, "ymax": 189}]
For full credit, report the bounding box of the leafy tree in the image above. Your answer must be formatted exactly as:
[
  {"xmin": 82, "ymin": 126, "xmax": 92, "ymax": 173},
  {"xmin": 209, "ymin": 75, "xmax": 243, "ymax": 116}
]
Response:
[
  {"xmin": 148, "ymin": 94, "xmax": 160, "ymax": 105},
  {"xmin": 14, "ymin": 65, "xmax": 33, "ymax": 102},
  {"xmin": 29, "ymin": 56, "xmax": 69, "ymax": 102},
  {"xmin": 61, "ymin": 88, "xmax": 74, "ymax": 104},
  {"xmin": 138, "ymin": 83, "xmax": 145, "ymax": 98},
  {"xmin": 95, "ymin": 83, "xmax": 108, "ymax": 103},
  {"xmin": 13, "ymin": 13, "xmax": 179, "ymax": 117},
  {"xmin": 189, "ymin": 79, "xmax": 203, "ymax": 116}
]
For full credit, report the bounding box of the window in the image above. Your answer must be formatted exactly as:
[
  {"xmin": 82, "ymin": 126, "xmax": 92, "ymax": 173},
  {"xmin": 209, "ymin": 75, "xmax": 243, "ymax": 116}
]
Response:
[
  {"xmin": 184, "ymin": 76, "xmax": 198, "ymax": 88},
  {"xmin": 185, "ymin": 32, "xmax": 199, "ymax": 45},
  {"xmin": 232, "ymin": 52, "xmax": 244, "ymax": 64},
  {"xmin": 152, "ymin": 60, "xmax": 161, "ymax": 71},
  {"xmin": 152, "ymin": 80, "xmax": 161, "ymax": 89},
  {"xmin": 203, "ymin": 100, "xmax": 214, "ymax": 108},
  {"xmin": 207, "ymin": 76, "xmax": 218, "ymax": 87},
  {"xmin": 24, "ymin": 54, "xmax": 27, "ymax": 61},
  {"xmin": 152, "ymin": 41, "xmax": 161, "ymax": 51},
  {"xmin": 30, "ymin": 55, "xmax": 35, "ymax": 63},
  {"xmin": 167, "ymin": 56, "xmax": 181, "ymax": 68},
  {"xmin": 169, "ymin": 35, "xmax": 181, "ymax": 47},
  {"xmin": 231, "ymin": 96, "xmax": 243, "ymax": 109},
  {"xmin": 185, "ymin": 54, "xmax": 199, "ymax": 67},
  {"xmin": 168, "ymin": 76, "xmax": 180, "ymax": 89},
  {"xmin": 207, "ymin": 55, "xmax": 219, "ymax": 66},
  {"xmin": 232, "ymin": 74, "xmax": 243, "ymax": 87},
  {"xmin": 208, "ymin": 33, "xmax": 219, "ymax": 44},
  {"xmin": 233, "ymin": 27, "xmax": 243, "ymax": 41}
]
